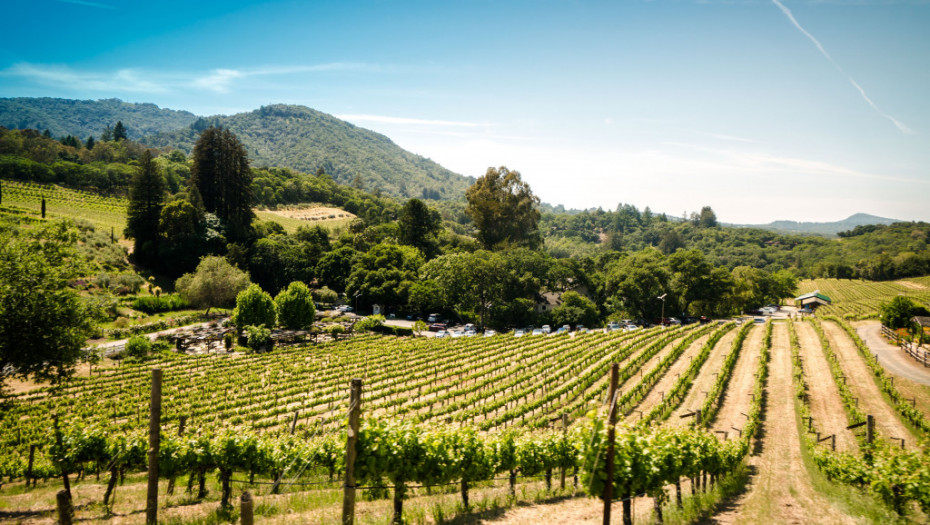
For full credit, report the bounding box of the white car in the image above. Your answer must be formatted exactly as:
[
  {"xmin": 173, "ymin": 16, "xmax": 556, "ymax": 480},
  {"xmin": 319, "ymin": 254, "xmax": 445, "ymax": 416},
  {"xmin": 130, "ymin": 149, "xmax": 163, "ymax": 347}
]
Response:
[
  {"xmin": 514, "ymin": 329, "xmax": 526, "ymax": 337},
  {"xmin": 435, "ymin": 330, "xmax": 449, "ymax": 338},
  {"xmin": 484, "ymin": 329, "xmax": 497, "ymax": 337}
]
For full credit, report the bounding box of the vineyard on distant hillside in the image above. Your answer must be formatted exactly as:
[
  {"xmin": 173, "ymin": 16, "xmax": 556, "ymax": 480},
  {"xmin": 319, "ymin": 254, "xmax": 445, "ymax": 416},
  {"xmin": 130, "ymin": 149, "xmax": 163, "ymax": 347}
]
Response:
[{"xmin": 797, "ymin": 278, "xmax": 930, "ymax": 319}]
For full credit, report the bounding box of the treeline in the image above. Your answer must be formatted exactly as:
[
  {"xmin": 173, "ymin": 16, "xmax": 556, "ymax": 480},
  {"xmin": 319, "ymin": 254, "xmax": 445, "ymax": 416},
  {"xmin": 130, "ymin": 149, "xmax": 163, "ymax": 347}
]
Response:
[{"xmin": 540, "ymin": 204, "xmax": 930, "ymax": 281}]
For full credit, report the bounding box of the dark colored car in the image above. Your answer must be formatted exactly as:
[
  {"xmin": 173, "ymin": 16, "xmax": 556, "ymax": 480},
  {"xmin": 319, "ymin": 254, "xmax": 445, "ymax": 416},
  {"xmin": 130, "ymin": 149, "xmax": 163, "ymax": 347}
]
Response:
[{"xmin": 429, "ymin": 323, "xmax": 447, "ymax": 332}]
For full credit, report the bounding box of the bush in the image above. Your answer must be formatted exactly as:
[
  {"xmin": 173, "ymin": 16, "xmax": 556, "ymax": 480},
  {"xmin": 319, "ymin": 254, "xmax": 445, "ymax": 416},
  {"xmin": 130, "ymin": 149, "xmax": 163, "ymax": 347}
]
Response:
[
  {"xmin": 275, "ymin": 281, "xmax": 315, "ymax": 330},
  {"xmin": 312, "ymin": 286, "xmax": 339, "ymax": 304},
  {"xmin": 124, "ymin": 335, "xmax": 151, "ymax": 358},
  {"xmin": 131, "ymin": 293, "xmax": 190, "ymax": 314},
  {"xmin": 325, "ymin": 324, "xmax": 345, "ymax": 339},
  {"xmin": 245, "ymin": 325, "xmax": 272, "ymax": 352},
  {"xmin": 354, "ymin": 314, "xmax": 385, "ymax": 332},
  {"xmin": 232, "ymin": 284, "xmax": 277, "ymax": 328}
]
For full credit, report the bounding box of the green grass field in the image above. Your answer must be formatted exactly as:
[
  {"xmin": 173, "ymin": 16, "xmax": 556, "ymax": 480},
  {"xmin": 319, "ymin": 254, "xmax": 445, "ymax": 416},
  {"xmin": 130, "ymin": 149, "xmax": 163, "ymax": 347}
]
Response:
[{"xmin": 797, "ymin": 277, "xmax": 930, "ymax": 319}]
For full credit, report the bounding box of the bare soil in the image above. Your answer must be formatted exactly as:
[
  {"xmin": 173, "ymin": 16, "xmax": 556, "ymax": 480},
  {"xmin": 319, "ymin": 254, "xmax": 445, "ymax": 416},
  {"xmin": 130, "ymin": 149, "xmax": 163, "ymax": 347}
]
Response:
[
  {"xmin": 629, "ymin": 333, "xmax": 712, "ymax": 418},
  {"xmin": 710, "ymin": 325, "xmax": 762, "ymax": 435},
  {"xmin": 821, "ymin": 321, "xmax": 917, "ymax": 449},
  {"xmin": 669, "ymin": 329, "xmax": 739, "ymax": 426},
  {"xmin": 705, "ymin": 323, "xmax": 858, "ymax": 525},
  {"xmin": 794, "ymin": 322, "xmax": 858, "ymax": 453},
  {"xmin": 261, "ymin": 206, "xmax": 355, "ymax": 221}
]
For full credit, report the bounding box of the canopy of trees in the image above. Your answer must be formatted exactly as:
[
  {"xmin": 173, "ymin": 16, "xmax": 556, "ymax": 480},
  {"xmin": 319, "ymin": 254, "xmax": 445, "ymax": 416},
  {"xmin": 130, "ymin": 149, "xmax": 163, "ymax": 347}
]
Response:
[{"xmin": 466, "ymin": 167, "xmax": 541, "ymax": 250}]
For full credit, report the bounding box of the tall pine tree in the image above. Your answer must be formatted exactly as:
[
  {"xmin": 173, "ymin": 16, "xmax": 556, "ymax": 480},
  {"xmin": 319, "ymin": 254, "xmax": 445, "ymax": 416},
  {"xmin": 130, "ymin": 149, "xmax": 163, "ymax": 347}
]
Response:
[
  {"xmin": 113, "ymin": 121, "xmax": 127, "ymax": 141},
  {"xmin": 190, "ymin": 127, "xmax": 254, "ymax": 243},
  {"xmin": 125, "ymin": 150, "xmax": 166, "ymax": 263}
]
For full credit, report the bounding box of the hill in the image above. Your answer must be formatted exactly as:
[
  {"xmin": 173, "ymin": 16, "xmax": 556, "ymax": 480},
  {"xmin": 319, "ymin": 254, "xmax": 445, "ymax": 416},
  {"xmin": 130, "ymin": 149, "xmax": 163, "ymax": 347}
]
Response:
[
  {"xmin": 0, "ymin": 97, "xmax": 475, "ymax": 202},
  {"xmin": 144, "ymin": 104, "xmax": 473, "ymax": 201},
  {"xmin": 729, "ymin": 213, "xmax": 899, "ymax": 237},
  {"xmin": 0, "ymin": 97, "xmax": 197, "ymax": 140}
]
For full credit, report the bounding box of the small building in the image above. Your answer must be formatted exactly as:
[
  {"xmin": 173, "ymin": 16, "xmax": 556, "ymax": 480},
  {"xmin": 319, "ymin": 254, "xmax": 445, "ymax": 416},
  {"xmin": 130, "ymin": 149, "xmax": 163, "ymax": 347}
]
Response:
[
  {"xmin": 794, "ymin": 290, "xmax": 832, "ymax": 311},
  {"xmin": 912, "ymin": 316, "xmax": 930, "ymax": 329},
  {"xmin": 535, "ymin": 283, "xmax": 592, "ymax": 314}
]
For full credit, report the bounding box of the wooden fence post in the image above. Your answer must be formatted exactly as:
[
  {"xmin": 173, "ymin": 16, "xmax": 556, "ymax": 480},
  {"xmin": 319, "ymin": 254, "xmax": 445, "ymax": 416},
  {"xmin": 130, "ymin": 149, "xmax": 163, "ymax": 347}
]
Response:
[
  {"xmin": 240, "ymin": 491, "xmax": 254, "ymax": 525},
  {"xmin": 604, "ymin": 363, "xmax": 619, "ymax": 525},
  {"xmin": 26, "ymin": 444, "xmax": 36, "ymax": 487},
  {"xmin": 866, "ymin": 415, "xmax": 874, "ymax": 445},
  {"xmin": 56, "ymin": 489, "xmax": 73, "ymax": 525},
  {"xmin": 146, "ymin": 368, "xmax": 162, "ymax": 525},
  {"xmin": 342, "ymin": 379, "xmax": 363, "ymax": 525}
]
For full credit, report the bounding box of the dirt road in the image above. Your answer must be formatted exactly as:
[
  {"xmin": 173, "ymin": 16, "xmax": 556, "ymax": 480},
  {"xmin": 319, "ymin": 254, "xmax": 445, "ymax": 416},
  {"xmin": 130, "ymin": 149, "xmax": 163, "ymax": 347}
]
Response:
[{"xmin": 854, "ymin": 321, "xmax": 930, "ymax": 386}]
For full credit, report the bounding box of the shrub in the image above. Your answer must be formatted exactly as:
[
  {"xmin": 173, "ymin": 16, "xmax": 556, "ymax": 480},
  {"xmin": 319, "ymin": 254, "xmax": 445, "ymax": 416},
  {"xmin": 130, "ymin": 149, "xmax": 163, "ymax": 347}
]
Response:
[
  {"xmin": 312, "ymin": 286, "xmax": 339, "ymax": 305},
  {"xmin": 354, "ymin": 315, "xmax": 385, "ymax": 332},
  {"xmin": 245, "ymin": 325, "xmax": 272, "ymax": 352},
  {"xmin": 131, "ymin": 293, "xmax": 190, "ymax": 314},
  {"xmin": 124, "ymin": 335, "xmax": 151, "ymax": 358},
  {"xmin": 275, "ymin": 281, "xmax": 315, "ymax": 330},
  {"xmin": 232, "ymin": 284, "xmax": 277, "ymax": 328}
]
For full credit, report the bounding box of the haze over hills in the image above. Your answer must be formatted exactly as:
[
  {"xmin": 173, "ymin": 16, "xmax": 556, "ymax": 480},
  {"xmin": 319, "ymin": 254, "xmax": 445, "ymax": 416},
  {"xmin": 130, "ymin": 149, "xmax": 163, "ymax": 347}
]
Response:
[
  {"xmin": 143, "ymin": 104, "xmax": 472, "ymax": 201},
  {"xmin": 0, "ymin": 97, "xmax": 197, "ymax": 140},
  {"xmin": 728, "ymin": 213, "xmax": 901, "ymax": 237},
  {"xmin": 0, "ymin": 98, "xmax": 473, "ymax": 202}
]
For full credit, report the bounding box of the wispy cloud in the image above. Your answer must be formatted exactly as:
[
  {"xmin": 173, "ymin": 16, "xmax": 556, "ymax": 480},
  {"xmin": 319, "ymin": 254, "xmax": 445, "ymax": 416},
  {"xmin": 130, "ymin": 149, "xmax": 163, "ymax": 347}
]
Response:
[
  {"xmin": 1, "ymin": 62, "xmax": 388, "ymax": 94},
  {"xmin": 771, "ymin": 0, "xmax": 914, "ymax": 134},
  {"xmin": 2, "ymin": 63, "xmax": 166, "ymax": 93},
  {"xmin": 55, "ymin": 0, "xmax": 115, "ymax": 9},
  {"xmin": 336, "ymin": 114, "xmax": 485, "ymax": 128}
]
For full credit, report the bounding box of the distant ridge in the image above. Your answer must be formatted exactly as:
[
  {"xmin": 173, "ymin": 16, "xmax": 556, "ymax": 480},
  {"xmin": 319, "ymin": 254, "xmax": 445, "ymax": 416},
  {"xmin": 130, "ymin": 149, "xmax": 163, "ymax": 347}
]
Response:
[
  {"xmin": 0, "ymin": 97, "xmax": 197, "ymax": 140},
  {"xmin": 728, "ymin": 213, "xmax": 901, "ymax": 236},
  {"xmin": 0, "ymin": 97, "xmax": 473, "ymax": 202}
]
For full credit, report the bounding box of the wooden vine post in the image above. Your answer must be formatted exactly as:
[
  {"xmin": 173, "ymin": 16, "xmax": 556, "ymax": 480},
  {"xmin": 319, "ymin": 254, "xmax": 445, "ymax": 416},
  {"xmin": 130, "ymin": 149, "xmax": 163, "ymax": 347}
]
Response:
[
  {"xmin": 603, "ymin": 363, "xmax": 619, "ymax": 525},
  {"xmin": 146, "ymin": 368, "xmax": 162, "ymax": 525},
  {"xmin": 56, "ymin": 489, "xmax": 73, "ymax": 525},
  {"xmin": 240, "ymin": 491, "xmax": 254, "ymax": 525},
  {"xmin": 342, "ymin": 378, "xmax": 363, "ymax": 525}
]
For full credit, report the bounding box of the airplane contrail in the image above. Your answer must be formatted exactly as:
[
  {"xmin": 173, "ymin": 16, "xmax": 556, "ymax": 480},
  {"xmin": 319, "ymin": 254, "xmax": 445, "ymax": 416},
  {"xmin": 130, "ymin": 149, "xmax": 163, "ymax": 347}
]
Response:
[{"xmin": 771, "ymin": 0, "xmax": 914, "ymax": 135}]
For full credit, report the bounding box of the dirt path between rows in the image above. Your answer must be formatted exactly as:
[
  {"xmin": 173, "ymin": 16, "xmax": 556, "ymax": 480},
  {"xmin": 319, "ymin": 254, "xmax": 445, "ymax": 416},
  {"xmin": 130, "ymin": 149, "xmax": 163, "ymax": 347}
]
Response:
[
  {"xmin": 669, "ymin": 328, "xmax": 739, "ymax": 426},
  {"xmin": 794, "ymin": 322, "xmax": 858, "ymax": 453},
  {"xmin": 629, "ymin": 333, "xmax": 712, "ymax": 420},
  {"xmin": 705, "ymin": 323, "xmax": 859, "ymax": 525},
  {"xmin": 710, "ymin": 325, "xmax": 761, "ymax": 435},
  {"xmin": 853, "ymin": 321, "xmax": 930, "ymax": 386},
  {"xmin": 821, "ymin": 321, "xmax": 917, "ymax": 449}
]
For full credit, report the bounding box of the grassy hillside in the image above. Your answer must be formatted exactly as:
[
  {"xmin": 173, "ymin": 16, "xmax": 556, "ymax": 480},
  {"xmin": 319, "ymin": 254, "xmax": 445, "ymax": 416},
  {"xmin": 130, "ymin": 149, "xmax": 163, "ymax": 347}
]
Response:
[
  {"xmin": 144, "ymin": 104, "xmax": 473, "ymax": 201},
  {"xmin": 0, "ymin": 97, "xmax": 197, "ymax": 140},
  {"xmin": 796, "ymin": 277, "xmax": 930, "ymax": 319}
]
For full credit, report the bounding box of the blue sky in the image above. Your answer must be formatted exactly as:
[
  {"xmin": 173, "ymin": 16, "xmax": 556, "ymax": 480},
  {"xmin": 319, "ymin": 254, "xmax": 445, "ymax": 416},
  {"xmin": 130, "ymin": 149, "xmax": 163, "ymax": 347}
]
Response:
[{"xmin": 2, "ymin": 0, "xmax": 928, "ymax": 223}]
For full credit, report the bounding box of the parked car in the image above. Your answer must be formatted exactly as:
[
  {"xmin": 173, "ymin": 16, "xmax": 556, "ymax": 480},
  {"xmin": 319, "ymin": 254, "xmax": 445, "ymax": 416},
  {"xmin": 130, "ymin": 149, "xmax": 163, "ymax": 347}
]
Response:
[
  {"xmin": 429, "ymin": 323, "xmax": 447, "ymax": 332},
  {"xmin": 667, "ymin": 317, "xmax": 682, "ymax": 325},
  {"xmin": 532, "ymin": 328, "xmax": 545, "ymax": 336},
  {"xmin": 514, "ymin": 329, "xmax": 526, "ymax": 338},
  {"xmin": 754, "ymin": 317, "xmax": 766, "ymax": 324},
  {"xmin": 435, "ymin": 330, "xmax": 449, "ymax": 338},
  {"xmin": 484, "ymin": 329, "xmax": 497, "ymax": 337},
  {"xmin": 554, "ymin": 326, "xmax": 569, "ymax": 335},
  {"xmin": 624, "ymin": 324, "xmax": 641, "ymax": 332},
  {"xmin": 450, "ymin": 330, "xmax": 464, "ymax": 338},
  {"xmin": 607, "ymin": 322, "xmax": 621, "ymax": 331},
  {"xmin": 427, "ymin": 313, "xmax": 440, "ymax": 323},
  {"xmin": 541, "ymin": 325, "xmax": 551, "ymax": 334}
]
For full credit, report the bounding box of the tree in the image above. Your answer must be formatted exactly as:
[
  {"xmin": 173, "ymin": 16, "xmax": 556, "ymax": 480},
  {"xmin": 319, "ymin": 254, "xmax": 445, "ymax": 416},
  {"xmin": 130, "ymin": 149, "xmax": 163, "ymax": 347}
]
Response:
[
  {"xmin": 0, "ymin": 221, "xmax": 97, "ymax": 393},
  {"xmin": 101, "ymin": 125, "xmax": 113, "ymax": 142},
  {"xmin": 697, "ymin": 206, "xmax": 717, "ymax": 228},
  {"xmin": 125, "ymin": 150, "xmax": 166, "ymax": 263},
  {"xmin": 465, "ymin": 166, "xmax": 541, "ymax": 249},
  {"xmin": 316, "ymin": 245, "xmax": 358, "ymax": 293},
  {"xmin": 190, "ymin": 127, "xmax": 254, "ymax": 242},
  {"xmin": 158, "ymin": 200, "xmax": 205, "ymax": 273},
  {"xmin": 232, "ymin": 284, "xmax": 277, "ymax": 328},
  {"xmin": 551, "ymin": 291, "xmax": 600, "ymax": 327},
  {"xmin": 346, "ymin": 243, "xmax": 423, "ymax": 311},
  {"xmin": 880, "ymin": 296, "xmax": 930, "ymax": 329},
  {"xmin": 113, "ymin": 121, "xmax": 127, "ymax": 141},
  {"xmin": 605, "ymin": 249, "xmax": 671, "ymax": 321},
  {"xmin": 275, "ymin": 281, "xmax": 315, "ymax": 330},
  {"xmin": 175, "ymin": 256, "xmax": 251, "ymax": 313},
  {"xmin": 85, "ymin": 136, "xmax": 96, "ymax": 150},
  {"xmin": 398, "ymin": 198, "xmax": 442, "ymax": 258}
]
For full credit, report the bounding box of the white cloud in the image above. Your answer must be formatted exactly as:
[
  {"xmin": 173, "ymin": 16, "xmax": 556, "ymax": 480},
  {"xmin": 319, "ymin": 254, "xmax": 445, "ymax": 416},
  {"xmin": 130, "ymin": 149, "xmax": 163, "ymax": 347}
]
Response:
[{"xmin": 2, "ymin": 62, "xmax": 393, "ymax": 95}]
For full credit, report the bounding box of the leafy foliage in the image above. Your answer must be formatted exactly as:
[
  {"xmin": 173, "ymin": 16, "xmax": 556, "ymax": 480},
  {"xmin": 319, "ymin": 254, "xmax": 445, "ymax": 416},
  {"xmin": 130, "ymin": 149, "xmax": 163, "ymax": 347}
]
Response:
[
  {"xmin": 175, "ymin": 256, "xmax": 251, "ymax": 311},
  {"xmin": 466, "ymin": 166, "xmax": 541, "ymax": 249},
  {"xmin": 232, "ymin": 284, "xmax": 277, "ymax": 328},
  {"xmin": 274, "ymin": 281, "xmax": 315, "ymax": 330}
]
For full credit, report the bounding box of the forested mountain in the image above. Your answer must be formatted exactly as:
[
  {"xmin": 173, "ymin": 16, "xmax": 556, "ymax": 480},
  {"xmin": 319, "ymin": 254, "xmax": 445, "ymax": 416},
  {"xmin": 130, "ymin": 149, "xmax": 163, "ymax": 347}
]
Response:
[
  {"xmin": 0, "ymin": 97, "xmax": 197, "ymax": 140},
  {"xmin": 143, "ymin": 104, "xmax": 472, "ymax": 202},
  {"xmin": 729, "ymin": 213, "xmax": 899, "ymax": 237},
  {"xmin": 0, "ymin": 99, "xmax": 474, "ymax": 202}
]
